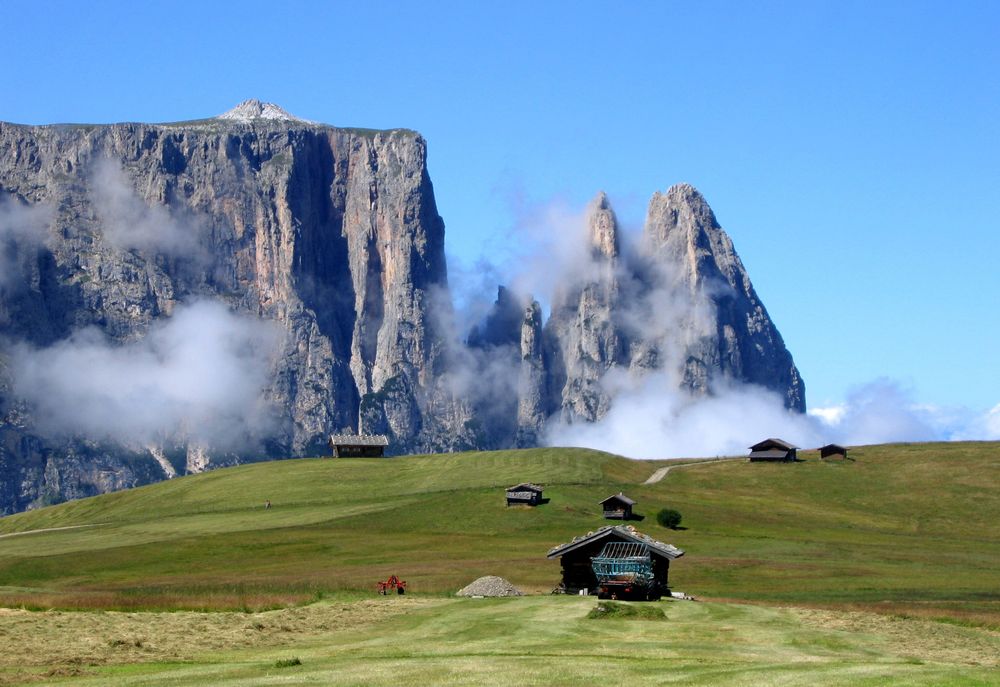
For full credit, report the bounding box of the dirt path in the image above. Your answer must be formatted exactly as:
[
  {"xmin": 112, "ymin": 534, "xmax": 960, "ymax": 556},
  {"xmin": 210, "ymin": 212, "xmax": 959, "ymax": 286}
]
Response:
[
  {"xmin": 644, "ymin": 457, "xmax": 744, "ymax": 484},
  {"xmin": 0, "ymin": 524, "xmax": 104, "ymax": 540},
  {"xmin": 643, "ymin": 467, "xmax": 672, "ymax": 484}
]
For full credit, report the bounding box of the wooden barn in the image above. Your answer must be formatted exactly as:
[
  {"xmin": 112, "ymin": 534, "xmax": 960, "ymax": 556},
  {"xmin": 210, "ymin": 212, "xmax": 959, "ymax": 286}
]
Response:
[
  {"xmin": 506, "ymin": 483, "xmax": 544, "ymax": 506},
  {"xmin": 748, "ymin": 438, "xmax": 799, "ymax": 462},
  {"xmin": 328, "ymin": 433, "xmax": 389, "ymax": 458},
  {"xmin": 547, "ymin": 525, "xmax": 684, "ymax": 595},
  {"xmin": 819, "ymin": 443, "xmax": 850, "ymax": 460},
  {"xmin": 599, "ymin": 492, "xmax": 636, "ymax": 520}
]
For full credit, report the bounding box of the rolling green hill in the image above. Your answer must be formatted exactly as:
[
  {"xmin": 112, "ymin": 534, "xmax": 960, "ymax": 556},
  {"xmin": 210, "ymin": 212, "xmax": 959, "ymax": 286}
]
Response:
[{"xmin": 0, "ymin": 442, "xmax": 997, "ymax": 628}]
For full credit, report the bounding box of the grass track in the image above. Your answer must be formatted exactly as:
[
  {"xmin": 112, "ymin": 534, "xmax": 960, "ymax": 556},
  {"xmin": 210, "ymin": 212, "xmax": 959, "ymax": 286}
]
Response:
[{"xmin": 1, "ymin": 597, "xmax": 996, "ymax": 686}]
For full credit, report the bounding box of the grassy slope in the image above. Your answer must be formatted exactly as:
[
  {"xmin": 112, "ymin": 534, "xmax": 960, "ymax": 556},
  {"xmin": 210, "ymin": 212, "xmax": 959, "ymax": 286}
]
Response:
[
  {"xmin": 2, "ymin": 597, "xmax": 997, "ymax": 686},
  {"xmin": 0, "ymin": 443, "xmax": 996, "ymax": 624}
]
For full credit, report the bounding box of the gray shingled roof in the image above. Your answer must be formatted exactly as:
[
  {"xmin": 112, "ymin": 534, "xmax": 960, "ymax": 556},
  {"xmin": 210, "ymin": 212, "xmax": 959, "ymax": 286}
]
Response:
[
  {"xmin": 749, "ymin": 438, "xmax": 799, "ymax": 451},
  {"xmin": 507, "ymin": 483, "xmax": 544, "ymax": 492},
  {"xmin": 599, "ymin": 492, "xmax": 636, "ymax": 506},
  {"xmin": 546, "ymin": 525, "xmax": 684, "ymax": 561},
  {"xmin": 329, "ymin": 434, "xmax": 389, "ymax": 447}
]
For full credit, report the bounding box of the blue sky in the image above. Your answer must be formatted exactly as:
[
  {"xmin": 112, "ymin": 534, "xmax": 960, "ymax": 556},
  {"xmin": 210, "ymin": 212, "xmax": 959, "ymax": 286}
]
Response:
[{"xmin": 5, "ymin": 0, "xmax": 999, "ymax": 420}]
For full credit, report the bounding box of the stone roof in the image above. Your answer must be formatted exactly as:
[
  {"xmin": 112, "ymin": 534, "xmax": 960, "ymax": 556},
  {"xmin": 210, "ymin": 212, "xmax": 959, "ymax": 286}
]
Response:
[
  {"xmin": 599, "ymin": 492, "xmax": 636, "ymax": 506},
  {"xmin": 329, "ymin": 434, "xmax": 389, "ymax": 447},
  {"xmin": 749, "ymin": 438, "xmax": 799, "ymax": 451},
  {"xmin": 546, "ymin": 525, "xmax": 684, "ymax": 561},
  {"xmin": 507, "ymin": 483, "xmax": 544, "ymax": 493}
]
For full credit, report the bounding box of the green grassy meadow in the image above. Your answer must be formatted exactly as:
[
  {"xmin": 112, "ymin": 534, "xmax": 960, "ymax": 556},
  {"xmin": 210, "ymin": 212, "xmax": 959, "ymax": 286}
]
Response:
[{"xmin": 0, "ymin": 442, "xmax": 997, "ymax": 685}]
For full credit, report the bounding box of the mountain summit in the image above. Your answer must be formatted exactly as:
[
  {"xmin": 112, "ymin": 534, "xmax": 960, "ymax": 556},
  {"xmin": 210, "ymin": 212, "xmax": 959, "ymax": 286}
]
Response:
[{"xmin": 216, "ymin": 99, "xmax": 311, "ymax": 123}]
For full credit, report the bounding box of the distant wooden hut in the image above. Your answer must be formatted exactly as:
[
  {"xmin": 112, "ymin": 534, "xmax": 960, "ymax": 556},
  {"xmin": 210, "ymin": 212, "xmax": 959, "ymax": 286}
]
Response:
[
  {"xmin": 748, "ymin": 438, "xmax": 799, "ymax": 462},
  {"xmin": 819, "ymin": 443, "xmax": 849, "ymax": 460},
  {"xmin": 506, "ymin": 483, "xmax": 544, "ymax": 506},
  {"xmin": 547, "ymin": 525, "xmax": 684, "ymax": 596},
  {"xmin": 599, "ymin": 492, "xmax": 636, "ymax": 520},
  {"xmin": 328, "ymin": 434, "xmax": 389, "ymax": 458}
]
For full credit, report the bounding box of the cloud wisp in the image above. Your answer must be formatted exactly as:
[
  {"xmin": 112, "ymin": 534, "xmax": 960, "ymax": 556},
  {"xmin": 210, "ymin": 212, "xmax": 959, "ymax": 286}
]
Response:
[
  {"xmin": 9, "ymin": 299, "xmax": 282, "ymax": 452},
  {"xmin": 89, "ymin": 158, "xmax": 206, "ymax": 262},
  {"xmin": 0, "ymin": 195, "xmax": 54, "ymax": 288}
]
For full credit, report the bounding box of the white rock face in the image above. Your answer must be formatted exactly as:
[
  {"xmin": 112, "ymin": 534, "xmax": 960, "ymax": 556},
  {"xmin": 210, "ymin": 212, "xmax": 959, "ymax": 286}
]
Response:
[{"xmin": 217, "ymin": 99, "xmax": 312, "ymax": 123}]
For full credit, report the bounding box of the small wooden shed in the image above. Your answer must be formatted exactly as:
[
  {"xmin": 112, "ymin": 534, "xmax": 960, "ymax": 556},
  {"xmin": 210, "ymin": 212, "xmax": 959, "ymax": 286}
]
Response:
[
  {"xmin": 328, "ymin": 433, "xmax": 389, "ymax": 458},
  {"xmin": 748, "ymin": 438, "xmax": 799, "ymax": 462},
  {"xmin": 547, "ymin": 525, "xmax": 684, "ymax": 595},
  {"xmin": 819, "ymin": 443, "xmax": 849, "ymax": 460},
  {"xmin": 506, "ymin": 483, "xmax": 544, "ymax": 506},
  {"xmin": 599, "ymin": 492, "xmax": 636, "ymax": 520}
]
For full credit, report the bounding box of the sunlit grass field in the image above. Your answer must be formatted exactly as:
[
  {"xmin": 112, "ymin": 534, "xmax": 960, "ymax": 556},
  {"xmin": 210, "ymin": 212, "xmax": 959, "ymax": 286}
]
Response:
[{"xmin": 0, "ymin": 441, "xmax": 997, "ymax": 685}]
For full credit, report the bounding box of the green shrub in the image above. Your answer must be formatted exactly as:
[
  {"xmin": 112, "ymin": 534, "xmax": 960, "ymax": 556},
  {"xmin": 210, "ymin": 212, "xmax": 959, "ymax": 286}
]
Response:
[
  {"xmin": 656, "ymin": 508, "xmax": 682, "ymax": 529},
  {"xmin": 274, "ymin": 657, "xmax": 302, "ymax": 668},
  {"xmin": 587, "ymin": 601, "xmax": 665, "ymax": 620}
]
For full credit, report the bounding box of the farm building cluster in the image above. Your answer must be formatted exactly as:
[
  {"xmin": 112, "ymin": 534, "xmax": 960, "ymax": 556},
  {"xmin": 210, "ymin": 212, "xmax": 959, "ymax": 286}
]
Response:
[
  {"xmin": 748, "ymin": 439, "xmax": 850, "ymax": 461},
  {"xmin": 328, "ymin": 431, "xmax": 852, "ymax": 601}
]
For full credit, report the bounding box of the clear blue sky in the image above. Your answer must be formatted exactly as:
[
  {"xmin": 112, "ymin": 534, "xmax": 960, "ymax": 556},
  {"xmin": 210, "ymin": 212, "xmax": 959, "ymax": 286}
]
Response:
[{"xmin": 5, "ymin": 0, "xmax": 999, "ymax": 415}]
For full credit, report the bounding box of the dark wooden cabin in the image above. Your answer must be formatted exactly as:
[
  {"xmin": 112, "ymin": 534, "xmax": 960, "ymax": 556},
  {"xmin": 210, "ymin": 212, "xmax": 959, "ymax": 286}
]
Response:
[
  {"xmin": 506, "ymin": 483, "xmax": 544, "ymax": 506},
  {"xmin": 599, "ymin": 492, "xmax": 636, "ymax": 520},
  {"xmin": 819, "ymin": 443, "xmax": 849, "ymax": 460},
  {"xmin": 328, "ymin": 433, "xmax": 389, "ymax": 458},
  {"xmin": 748, "ymin": 438, "xmax": 799, "ymax": 462},
  {"xmin": 547, "ymin": 525, "xmax": 684, "ymax": 595}
]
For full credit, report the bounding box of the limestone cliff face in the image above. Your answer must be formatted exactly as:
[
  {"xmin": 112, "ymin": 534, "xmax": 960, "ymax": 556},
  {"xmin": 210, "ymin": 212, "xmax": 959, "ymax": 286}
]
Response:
[{"xmin": 0, "ymin": 101, "xmax": 449, "ymax": 512}]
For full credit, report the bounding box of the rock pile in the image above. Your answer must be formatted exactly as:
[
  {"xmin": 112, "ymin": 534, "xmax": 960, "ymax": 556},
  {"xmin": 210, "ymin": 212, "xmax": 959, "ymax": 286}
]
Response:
[{"xmin": 456, "ymin": 576, "xmax": 523, "ymax": 597}]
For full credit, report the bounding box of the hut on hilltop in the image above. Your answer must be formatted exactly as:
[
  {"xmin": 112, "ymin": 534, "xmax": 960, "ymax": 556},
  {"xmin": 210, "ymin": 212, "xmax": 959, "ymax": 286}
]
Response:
[
  {"xmin": 506, "ymin": 483, "xmax": 544, "ymax": 506},
  {"xmin": 328, "ymin": 433, "xmax": 389, "ymax": 458},
  {"xmin": 819, "ymin": 443, "xmax": 850, "ymax": 460},
  {"xmin": 748, "ymin": 438, "xmax": 799, "ymax": 462},
  {"xmin": 599, "ymin": 492, "xmax": 636, "ymax": 520}
]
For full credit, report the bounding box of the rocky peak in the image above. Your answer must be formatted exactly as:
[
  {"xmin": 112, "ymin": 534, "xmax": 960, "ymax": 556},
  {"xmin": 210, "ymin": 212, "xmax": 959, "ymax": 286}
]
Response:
[
  {"xmin": 587, "ymin": 191, "xmax": 620, "ymax": 259},
  {"xmin": 644, "ymin": 182, "xmax": 718, "ymax": 249},
  {"xmin": 216, "ymin": 99, "xmax": 311, "ymax": 123}
]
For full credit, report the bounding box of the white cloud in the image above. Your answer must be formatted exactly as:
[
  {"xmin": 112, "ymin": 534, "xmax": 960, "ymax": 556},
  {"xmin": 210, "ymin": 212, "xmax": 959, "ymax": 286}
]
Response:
[
  {"xmin": 547, "ymin": 375, "xmax": 999, "ymax": 459},
  {"xmin": 89, "ymin": 158, "xmax": 205, "ymax": 260},
  {"xmin": 545, "ymin": 372, "xmax": 822, "ymax": 458},
  {"xmin": 9, "ymin": 299, "xmax": 282, "ymax": 451}
]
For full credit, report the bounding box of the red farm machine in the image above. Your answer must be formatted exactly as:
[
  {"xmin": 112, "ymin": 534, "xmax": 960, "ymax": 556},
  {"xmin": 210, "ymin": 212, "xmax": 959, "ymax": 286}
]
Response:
[{"xmin": 376, "ymin": 575, "xmax": 407, "ymax": 595}]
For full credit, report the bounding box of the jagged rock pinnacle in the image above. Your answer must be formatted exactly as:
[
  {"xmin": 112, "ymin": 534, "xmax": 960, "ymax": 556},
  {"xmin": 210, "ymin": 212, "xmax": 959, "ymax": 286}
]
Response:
[
  {"xmin": 216, "ymin": 99, "xmax": 310, "ymax": 123},
  {"xmin": 587, "ymin": 191, "xmax": 620, "ymax": 259}
]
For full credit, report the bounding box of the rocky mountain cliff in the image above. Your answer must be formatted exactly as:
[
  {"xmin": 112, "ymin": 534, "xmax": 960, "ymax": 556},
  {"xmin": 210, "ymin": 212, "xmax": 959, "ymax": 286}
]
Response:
[{"xmin": 0, "ymin": 101, "xmax": 803, "ymax": 513}]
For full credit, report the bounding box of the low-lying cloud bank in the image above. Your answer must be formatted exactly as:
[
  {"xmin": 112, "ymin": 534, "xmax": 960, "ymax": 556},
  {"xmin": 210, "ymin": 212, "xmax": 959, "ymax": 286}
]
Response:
[
  {"xmin": 545, "ymin": 376, "xmax": 999, "ymax": 458},
  {"xmin": 9, "ymin": 299, "xmax": 281, "ymax": 451}
]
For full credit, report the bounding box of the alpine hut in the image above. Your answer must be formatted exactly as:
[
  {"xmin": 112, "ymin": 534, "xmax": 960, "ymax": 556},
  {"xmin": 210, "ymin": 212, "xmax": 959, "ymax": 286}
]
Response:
[
  {"xmin": 547, "ymin": 525, "xmax": 683, "ymax": 597},
  {"xmin": 748, "ymin": 438, "xmax": 799, "ymax": 462},
  {"xmin": 328, "ymin": 433, "xmax": 389, "ymax": 458},
  {"xmin": 599, "ymin": 492, "xmax": 636, "ymax": 520},
  {"xmin": 506, "ymin": 483, "xmax": 544, "ymax": 506},
  {"xmin": 819, "ymin": 443, "xmax": 850, "ymax": 460}
]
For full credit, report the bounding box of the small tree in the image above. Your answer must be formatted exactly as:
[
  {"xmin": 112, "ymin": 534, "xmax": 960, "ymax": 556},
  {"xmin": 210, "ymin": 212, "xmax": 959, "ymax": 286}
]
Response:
[{"xmin": 656, "ymin": 508, "xmax": 682, "ymax": 529}]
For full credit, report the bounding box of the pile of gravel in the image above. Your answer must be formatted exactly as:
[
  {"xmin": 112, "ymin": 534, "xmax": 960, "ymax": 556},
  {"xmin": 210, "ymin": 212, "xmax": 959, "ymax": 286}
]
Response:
[{"xmin": 456, "ymin": 576, "xmax": 524, "ymax": 597}]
